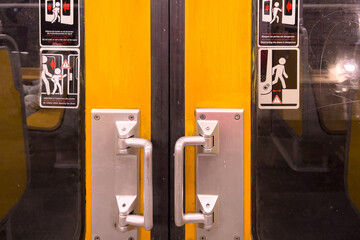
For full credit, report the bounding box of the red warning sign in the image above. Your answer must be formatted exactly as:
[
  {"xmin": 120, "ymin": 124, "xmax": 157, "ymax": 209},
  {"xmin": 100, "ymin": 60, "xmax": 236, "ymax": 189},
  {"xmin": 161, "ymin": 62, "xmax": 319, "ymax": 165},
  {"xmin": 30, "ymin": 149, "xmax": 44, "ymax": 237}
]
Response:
[
  {"xmin": 272, "ymin": 95, "xmax": 282, "ymax": 104},
  {"xmin": 61, "ymin": 59, "xmax": 71, "ymax": 69}
]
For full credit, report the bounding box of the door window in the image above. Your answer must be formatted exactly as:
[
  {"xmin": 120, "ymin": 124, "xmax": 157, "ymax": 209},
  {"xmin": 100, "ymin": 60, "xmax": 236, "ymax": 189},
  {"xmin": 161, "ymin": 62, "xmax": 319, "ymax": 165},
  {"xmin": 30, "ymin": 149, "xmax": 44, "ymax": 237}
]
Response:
[
  {"xmin": 254, "ymin": 1, "xmax": 360, "ymax": 239},
  {"xmin": 0, "ymin": 1, "xmax": 84, "ymax": 239}
]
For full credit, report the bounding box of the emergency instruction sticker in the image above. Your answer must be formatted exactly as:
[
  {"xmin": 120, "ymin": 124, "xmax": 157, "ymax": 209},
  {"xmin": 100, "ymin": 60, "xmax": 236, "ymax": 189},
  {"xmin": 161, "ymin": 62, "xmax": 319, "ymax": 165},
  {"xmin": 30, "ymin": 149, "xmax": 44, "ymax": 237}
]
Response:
[
  {"xmin": 39, "ymin": 0, "xmax": 80, "ymax": 47},
  {"xmin": 258, "ymin": 0, "xmax": 299, "ymax": 47},
  {"xmin": 40, "ymin": 48, "xmax": 80, "ymax": 108},
  {"xmin": 258, "ymin": 48, "xmax": 299, "ymax": 109}
]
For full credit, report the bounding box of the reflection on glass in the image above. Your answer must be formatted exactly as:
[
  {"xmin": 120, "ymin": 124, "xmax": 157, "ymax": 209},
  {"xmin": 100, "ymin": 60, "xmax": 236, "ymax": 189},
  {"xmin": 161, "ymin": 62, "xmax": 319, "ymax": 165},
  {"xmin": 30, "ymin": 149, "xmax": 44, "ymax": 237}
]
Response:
[
  {"xmin": 0, "ymin": 2, "xmax": 82, "ymax": 240},
  {"xmin": 255, "ymin": 1, "xmax": 360, "ymax": 239}
]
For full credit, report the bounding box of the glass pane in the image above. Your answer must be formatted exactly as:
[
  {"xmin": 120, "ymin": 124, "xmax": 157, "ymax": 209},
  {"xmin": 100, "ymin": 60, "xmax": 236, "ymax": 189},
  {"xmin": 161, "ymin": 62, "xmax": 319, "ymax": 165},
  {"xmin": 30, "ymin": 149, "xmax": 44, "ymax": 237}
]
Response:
[
  {"xmin": 0, "ymin": 1, "xmax": 84, "ymax": 239},
  {"xmin": 254, "ymin": 0, "xmax": 360, "ymax": 239}
]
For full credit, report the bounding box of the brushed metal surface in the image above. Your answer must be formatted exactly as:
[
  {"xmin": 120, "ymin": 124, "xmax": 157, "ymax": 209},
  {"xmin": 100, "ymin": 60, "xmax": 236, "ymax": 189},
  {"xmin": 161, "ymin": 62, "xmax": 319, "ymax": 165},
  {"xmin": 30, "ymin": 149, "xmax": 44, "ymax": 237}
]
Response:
[
  {"xmin": 91, "ymin": 109, "xmax": 139, "ymax": 240},
  {"xmin": 195, "ymin": 109, "xmax": 244, "ymax": 240}
]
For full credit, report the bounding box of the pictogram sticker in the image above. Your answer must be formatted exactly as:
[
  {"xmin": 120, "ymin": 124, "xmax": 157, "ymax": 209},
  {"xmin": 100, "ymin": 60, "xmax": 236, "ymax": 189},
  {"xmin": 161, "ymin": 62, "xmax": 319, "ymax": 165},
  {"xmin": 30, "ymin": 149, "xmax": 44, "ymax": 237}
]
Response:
[
  {"xmin": 258, "ymin": 48, "xmax": 299, "ymax": 109},
  {"xmin": 40, "ymin": 48, "xmax": 80, "ymax": 108},
  {"xmin": 40, "ymin": 0, "xmax": 80, "ymax": 47},
  {"xmin": 258, "ymin": 0, "xmax": 299, "ymax": 47}
]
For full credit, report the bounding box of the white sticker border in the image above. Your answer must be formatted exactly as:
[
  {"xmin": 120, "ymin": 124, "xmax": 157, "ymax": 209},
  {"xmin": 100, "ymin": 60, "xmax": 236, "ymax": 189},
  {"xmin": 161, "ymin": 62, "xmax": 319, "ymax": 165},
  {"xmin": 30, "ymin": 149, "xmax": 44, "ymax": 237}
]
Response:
[{"xmin": 258, "ymin": 47, "xmax": 300, "ymax": 109}]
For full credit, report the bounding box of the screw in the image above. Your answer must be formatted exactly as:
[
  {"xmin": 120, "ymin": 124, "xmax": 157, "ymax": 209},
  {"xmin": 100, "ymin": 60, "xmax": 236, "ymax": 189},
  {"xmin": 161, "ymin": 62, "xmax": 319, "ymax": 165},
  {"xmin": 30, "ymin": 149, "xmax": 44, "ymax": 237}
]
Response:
[
  {"xmin": 234, "ymin": 236, "xmax": 241, "ymax": 240},
  {"xmin": 206, "ymin": 203, "xmax": 210, "ymax": 208},
  {"xmin": 200, "ymin": 114, "xmax": 206, "ymax": 120},
  {"xmin": 128, "ymin": 115, "xmax": 135, "ymax": 121},
  {"xmin": 128, "ymin": 237, "xmax": 135, "ymax": 240},
  {"xmin": 122, "ymin": 127, "xmax": 126, "ymax": 131},
  {"xmin": 94, "ymin": 236, "xmax": 100, "ymax": 240},
  {"xmin": 94, "ymin": 115, "xmax": 100, "ymax": 121},
  {"xmin": 206, "ymin": 127, "xmax": 210, "ymax": 130},
  {"xmin": 234, "ymin": 114, "xmax": 241, "ymax": 120},
  {"xmin": 122, "ymin": 203, "xmax": 126, "ymax": 207},
  {"xmin": 200, "ymin": 236, "xmax": 206, "ymax": 240}
]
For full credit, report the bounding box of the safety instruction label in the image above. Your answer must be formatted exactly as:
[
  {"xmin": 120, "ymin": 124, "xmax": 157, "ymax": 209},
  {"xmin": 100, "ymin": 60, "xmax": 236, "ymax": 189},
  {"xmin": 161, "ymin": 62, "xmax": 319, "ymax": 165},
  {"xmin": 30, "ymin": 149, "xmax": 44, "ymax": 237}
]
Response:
[
  {"xmin": 39, "ymin": 0, "xmax": 80, "ymax": 47},
  {"xmin": 258, "ymin": 48, "xmax": 299, "ymax": 109},
  {"xmin": 40, "ymin": 48, "xmax": 80, "ymax": 108},
  {"xmin": 258, "ymin": 0, "xmax": 299, "ymax": 47}
]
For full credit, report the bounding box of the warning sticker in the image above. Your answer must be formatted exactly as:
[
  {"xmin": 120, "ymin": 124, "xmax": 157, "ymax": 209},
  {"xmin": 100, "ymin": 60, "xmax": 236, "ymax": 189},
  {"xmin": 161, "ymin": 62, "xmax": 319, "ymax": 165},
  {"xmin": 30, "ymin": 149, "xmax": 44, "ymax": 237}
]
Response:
[
  {"xmin": 40, "ymin": 48, "xmax": 80, "ymax": 108},
  {"xmin": 258, "ymin": 0, "xmax": 299, "ymax": 47},
  {"xmin": 39, "ymin": 0, "xmax": 80, "ymax": 47},
  {"xmin": 258, "ymin": 48, "xmax": 299, "ymax": 109}
]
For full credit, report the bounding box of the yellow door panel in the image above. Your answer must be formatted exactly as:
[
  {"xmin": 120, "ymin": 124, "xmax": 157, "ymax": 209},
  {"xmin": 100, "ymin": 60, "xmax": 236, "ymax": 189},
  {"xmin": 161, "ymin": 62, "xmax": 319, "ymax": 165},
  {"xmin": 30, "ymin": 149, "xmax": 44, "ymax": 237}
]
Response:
[
  {"xmin": 85, "ymin": 0, "xmax": 151, "ymax": 239},
  {"xmin": 185, "ymin": 1, "xmax": 252, "ymax": 239}
]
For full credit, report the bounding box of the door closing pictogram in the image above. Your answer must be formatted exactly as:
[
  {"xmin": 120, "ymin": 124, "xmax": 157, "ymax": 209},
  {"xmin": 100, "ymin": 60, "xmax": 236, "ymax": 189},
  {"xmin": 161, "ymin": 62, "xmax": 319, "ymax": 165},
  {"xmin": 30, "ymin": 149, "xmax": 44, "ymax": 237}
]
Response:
[
  {"xmin": 40, "ymin": 48, "xmax": 80, "ymax": 108},
  {"xmin": 258, "ymin": 48, "xmax": 299, "ymax": 109}
]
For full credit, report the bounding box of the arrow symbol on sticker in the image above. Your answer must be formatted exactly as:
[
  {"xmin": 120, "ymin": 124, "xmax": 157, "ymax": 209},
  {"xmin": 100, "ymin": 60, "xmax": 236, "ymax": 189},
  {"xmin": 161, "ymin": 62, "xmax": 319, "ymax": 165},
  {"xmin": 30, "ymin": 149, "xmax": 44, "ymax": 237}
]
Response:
[
  {"xmin": 63, "ymin": 1, "xmax": 70, "ymax": 12},
  {"xmin": 286, "ymin": 1, "xmax": 292, "ymax": 12},
  {"xmin": 50, "ymin": 59, "xmax": 56, "ymax": 70}
]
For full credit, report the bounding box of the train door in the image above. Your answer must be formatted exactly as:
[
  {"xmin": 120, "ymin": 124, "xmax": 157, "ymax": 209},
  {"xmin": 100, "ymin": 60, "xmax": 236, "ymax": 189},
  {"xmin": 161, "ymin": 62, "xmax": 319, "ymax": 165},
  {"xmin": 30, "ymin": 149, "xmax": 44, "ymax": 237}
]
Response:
[{"xmin": 86, "ymin": 0, "xmax": 251, "ymax": 240}]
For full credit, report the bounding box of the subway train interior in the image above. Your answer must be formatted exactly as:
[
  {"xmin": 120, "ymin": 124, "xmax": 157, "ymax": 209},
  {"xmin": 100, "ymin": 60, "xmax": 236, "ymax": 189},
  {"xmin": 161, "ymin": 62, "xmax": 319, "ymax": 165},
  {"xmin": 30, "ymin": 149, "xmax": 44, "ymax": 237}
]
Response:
[{"xmin": 0, "ymin": 0, "xmax": 360, "ymax": 240}]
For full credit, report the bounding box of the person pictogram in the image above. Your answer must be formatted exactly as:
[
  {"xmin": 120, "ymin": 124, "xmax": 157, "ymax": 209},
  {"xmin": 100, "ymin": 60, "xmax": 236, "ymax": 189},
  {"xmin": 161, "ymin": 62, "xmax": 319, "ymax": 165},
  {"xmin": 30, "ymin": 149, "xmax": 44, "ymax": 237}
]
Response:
[
  {"xmin": 41, "ymin": 56, "xmax": 52, "ymax": 95},
  {"xmin": 270, "ymin": 2, "xmax": 282, "ymax": 24},
  {"xmin": 51, "ymin": 68, "xmax": 67, "ymax": 95},
  {"xmin": 51, "ymin": 2, "xmax": 61, "ymax": 23},
  {"xmin": 272, "ymin": 57, "xmax": 288, "ymax": 89}
]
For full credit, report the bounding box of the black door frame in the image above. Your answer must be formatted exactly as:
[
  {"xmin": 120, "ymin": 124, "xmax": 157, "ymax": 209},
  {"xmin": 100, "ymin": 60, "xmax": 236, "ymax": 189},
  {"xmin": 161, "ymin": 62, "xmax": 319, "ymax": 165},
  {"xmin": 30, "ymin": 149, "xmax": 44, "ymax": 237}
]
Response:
[{"xmin": 151, "ymin": 0, "xmax": 185, "ymax": 239}]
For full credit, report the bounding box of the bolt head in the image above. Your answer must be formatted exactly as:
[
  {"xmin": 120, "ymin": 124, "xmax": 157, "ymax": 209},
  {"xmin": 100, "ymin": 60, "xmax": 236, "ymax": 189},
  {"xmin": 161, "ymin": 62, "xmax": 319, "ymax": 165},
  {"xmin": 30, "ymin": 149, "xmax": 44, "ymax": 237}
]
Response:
[
  {"xmin": 234, "ymin": 236, "xmax": 241, "ymax": 240},
  {"xmin": 234, "ymin": 114, "xmax": 241, "ymax": 120},
  {"xmin": 94, "ymin": 236, "xmax": 100, "ymax": 240},
  {"xmin": 94, "ymin": 115, "xmax": 100, "ymax": 121},
  {"xmin": 128, "ymin": 115, "xmax": 135, "ymax": 121},
  {"xmin": 200, "ymin": 114, "xmax": 206, "ymax": 120}
]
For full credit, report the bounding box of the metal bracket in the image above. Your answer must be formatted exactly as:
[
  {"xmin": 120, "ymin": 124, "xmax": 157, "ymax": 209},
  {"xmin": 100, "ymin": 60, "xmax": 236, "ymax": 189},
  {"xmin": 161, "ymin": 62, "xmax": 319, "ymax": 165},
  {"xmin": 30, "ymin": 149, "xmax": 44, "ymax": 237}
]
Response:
[
  {"xmin": 197, "ymin": 120, "xmax": 219, "ymax": 154},
  {"xmin": 197, "ymin": 194, "xmax": 219, "ymax": 230}
]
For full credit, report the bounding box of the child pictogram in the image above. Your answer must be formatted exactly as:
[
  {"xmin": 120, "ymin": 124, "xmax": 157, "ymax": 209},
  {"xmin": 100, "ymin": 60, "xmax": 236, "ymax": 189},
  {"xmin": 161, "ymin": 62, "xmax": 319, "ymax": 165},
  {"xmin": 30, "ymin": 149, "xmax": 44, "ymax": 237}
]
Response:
[{"xmin": 51, "ymin": 68, "xmax": 67, "ymax": 95}]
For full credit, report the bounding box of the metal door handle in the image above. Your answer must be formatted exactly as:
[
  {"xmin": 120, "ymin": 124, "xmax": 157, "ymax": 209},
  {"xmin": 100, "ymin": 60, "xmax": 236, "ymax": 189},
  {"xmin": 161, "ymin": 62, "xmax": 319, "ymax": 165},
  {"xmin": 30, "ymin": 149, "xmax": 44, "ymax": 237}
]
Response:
[
  {"xmin": 116, "ymin": 122, "xmax": 153, "ymax": 231},
  {"xmin": 174, "ymin": 120, "xmax": 219, "ymax": 230},
  {"xmin": 92, "ymin": 109, "xmax": 153, "ymax": 239}
]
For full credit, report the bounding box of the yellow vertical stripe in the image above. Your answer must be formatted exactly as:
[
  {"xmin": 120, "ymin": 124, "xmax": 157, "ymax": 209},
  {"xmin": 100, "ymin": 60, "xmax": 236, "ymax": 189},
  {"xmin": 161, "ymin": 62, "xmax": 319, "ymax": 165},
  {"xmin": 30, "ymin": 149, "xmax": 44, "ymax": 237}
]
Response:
[
  {"xmin": 85, "ymin": 0, "xmax": 151, "ymax": 239},
  {"xmin": 185, "ymin": 1, "xmax": 252, "ymax": 239}
]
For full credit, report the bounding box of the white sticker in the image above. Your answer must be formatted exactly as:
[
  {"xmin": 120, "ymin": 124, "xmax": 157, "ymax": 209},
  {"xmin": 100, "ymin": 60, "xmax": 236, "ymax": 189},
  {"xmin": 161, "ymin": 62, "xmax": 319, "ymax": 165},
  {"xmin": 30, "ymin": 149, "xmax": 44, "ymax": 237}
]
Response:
[
  {"xmin": 40, "ymin": 0, "xmax": 80, "ymax": 47},
  {"xmin": 40, "ymin": 48, "xmax": 80, "ymax": 108},
  {"xmin": 258, "ymin": 48, "xmax": 299, "ymax": 109},
  {"xmin": 258, "ymin": 0, "xmax": 299, "ymax": 47}
]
